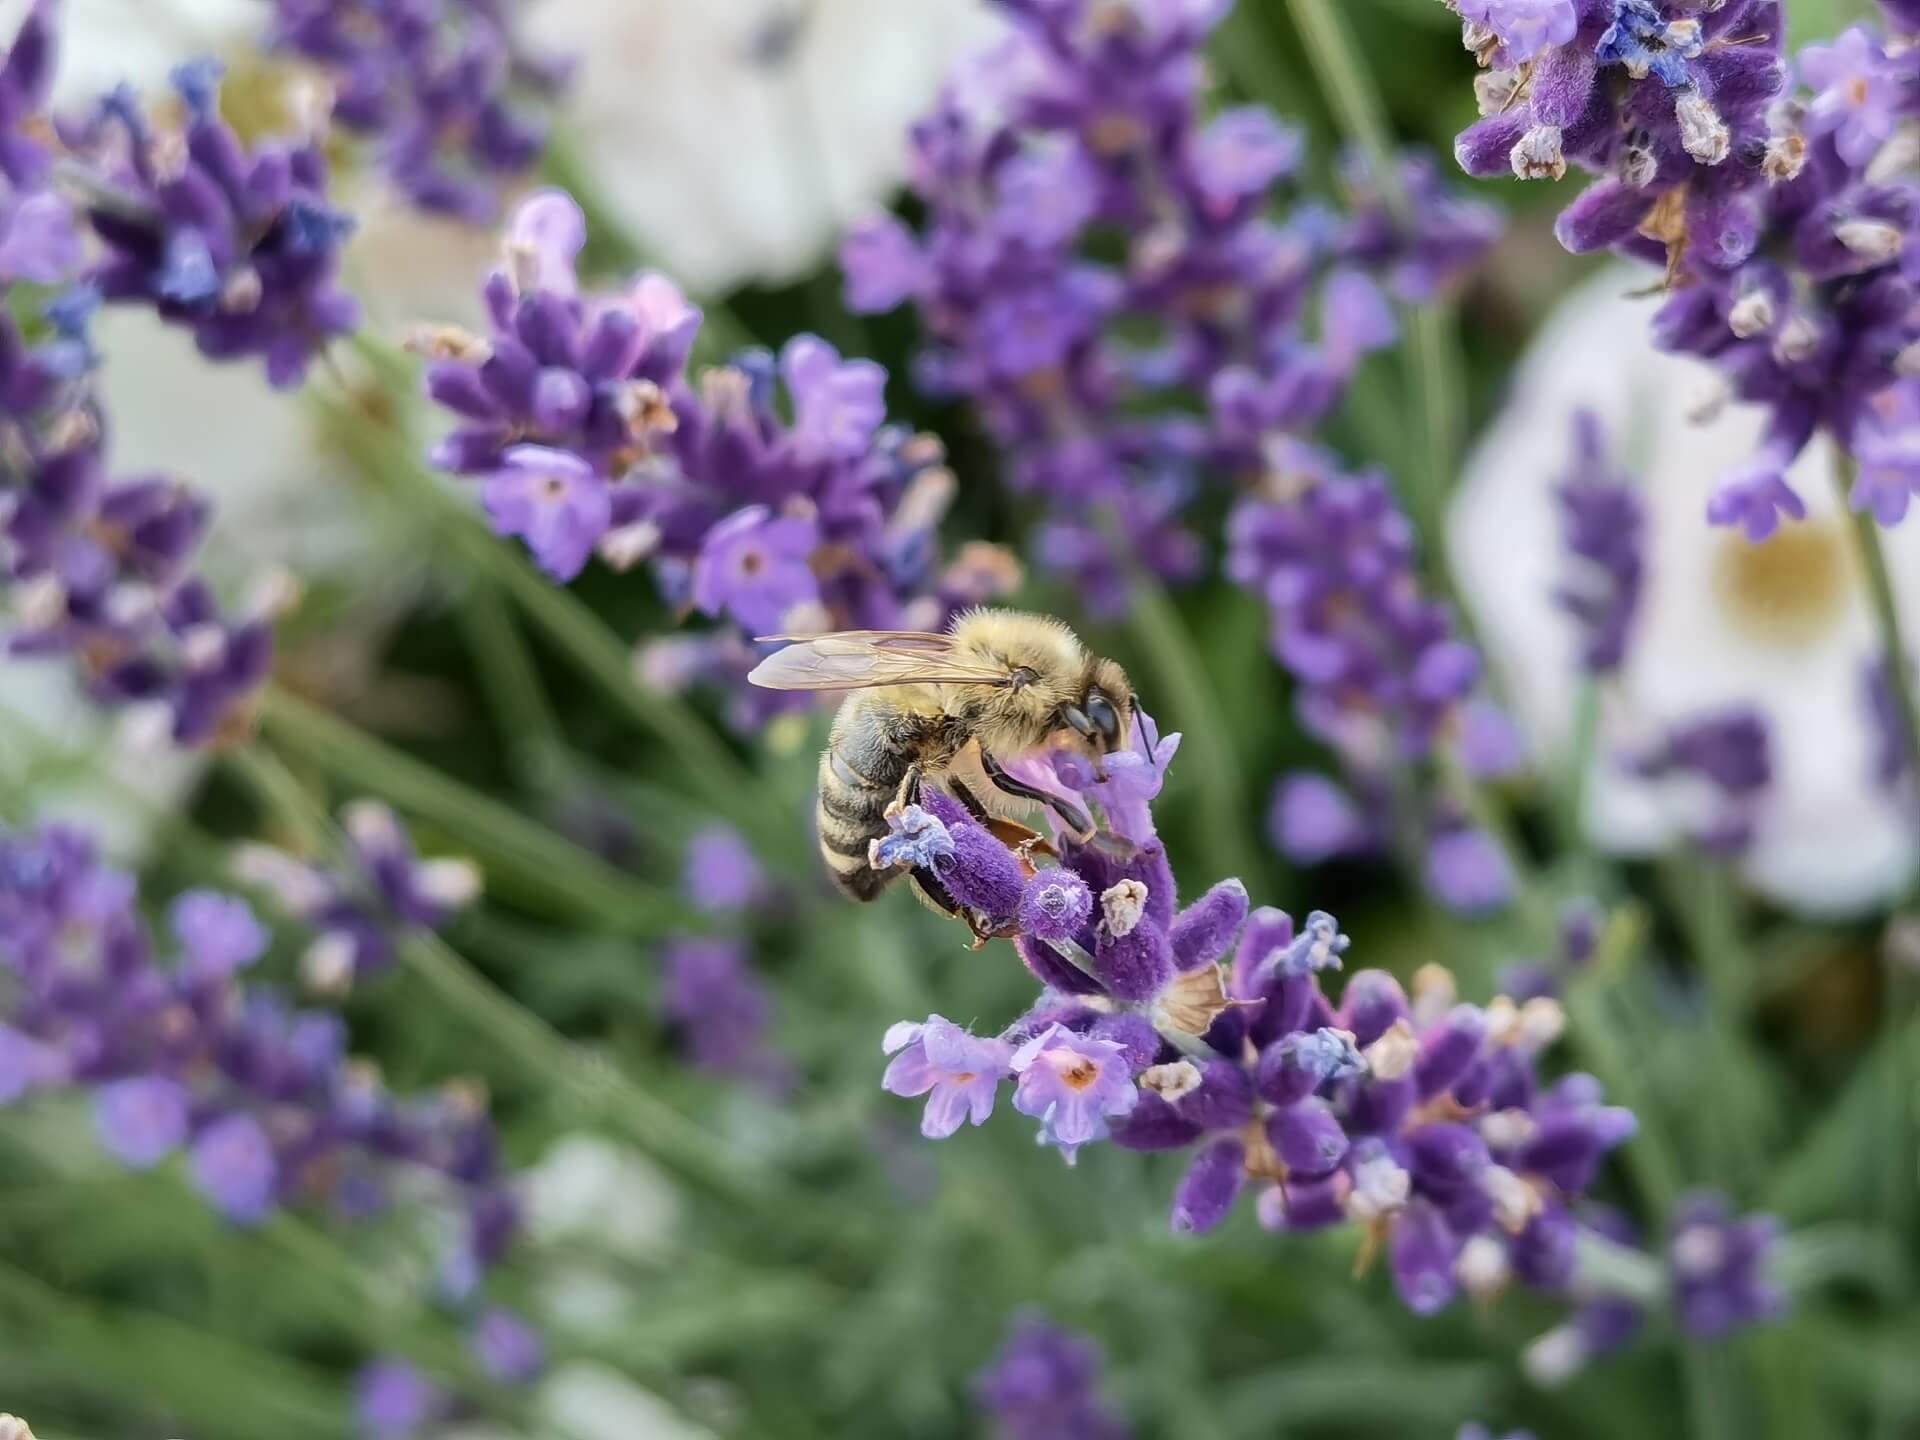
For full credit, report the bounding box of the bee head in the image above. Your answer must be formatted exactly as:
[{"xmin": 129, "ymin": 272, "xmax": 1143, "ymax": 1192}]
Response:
[{"xmin": 1057, "ymin": 657, "xmax": 1137, "ymax": 761}]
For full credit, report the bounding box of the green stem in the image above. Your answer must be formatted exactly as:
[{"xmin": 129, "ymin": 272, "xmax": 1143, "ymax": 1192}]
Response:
[
  {"xmin": 252, "ymin": 690, "xmax": 700, "ymax": 934},
  {"xmin": 1282, "ymin": 0, "xmax": 1401, "ymax": 219},
  {"xmin": 1831, "ymin": 449, "xmax": 1920, "ymax": 1440},
  {"xmin": 457, "ymin": 577, "xmax": 566, "ymax": 766},
  {"xmin": 1833, "ymin": 454, "xmax": 1920, "ymax": 831},
  {"xmin": 1116, "ymin": 564, "xmax": 1263, "ymax": 886}
]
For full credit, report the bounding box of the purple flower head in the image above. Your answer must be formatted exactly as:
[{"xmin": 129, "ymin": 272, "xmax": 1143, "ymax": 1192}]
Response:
[
  {"xmin": 662, "ymin": 938, "xmax": 787, "ymax": 1092},
  {"xmin": 849, "ymin": 0, "xmax": 1496, "ymax": 611},
  {"xmin": 1010, "ymin": 1025, "xmax": 1139, "ymax": 1162},
  {"xmin": 882, "ymin": 1016, "xmax": 1014, "ymax": 1139},
  {"xmin": 1669, "ymin": 1193, "xmax": 1786, "ymax": 1338},
  {"xmin": 356, "ymin": 1359, "xmax": 448, "ymax": 1438},
  {"xmin": 483, "ymin": 446, "xmax": 613, "ymax": 582},
  {"xmin": 686, "ymin": 826, "xmax": 766, "ymax": 913},
  {"xmin": 1555, "ymin": 411, "xmax": 1646, "ymax": 674},
  {"xmin": 974, "ymin": 1313, "xmax": 1130, "ymax": 1440},
  {"xmin": 94, "ymin": 1076, "xmax": 190, "ymax": 1169},
  {"xmin": 1020, "ymin": 869, "xmax": 1094, "ymax": 941},
  {"xmin": 189, "ymin": 1111, "xmax": 278, "ymax": 1225},
  {"xmin": 505, "ymin": 189, "xmax": 586, "ymax": 298},
  {"xmin": 265, "ymin": 0, "xmax": 565, "ymax": 221}
]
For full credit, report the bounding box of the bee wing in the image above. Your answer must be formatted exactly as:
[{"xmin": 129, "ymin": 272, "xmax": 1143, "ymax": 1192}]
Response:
[{"xmin": 747, "ymin": 631, "xmax": 1015, "ymax": 691}]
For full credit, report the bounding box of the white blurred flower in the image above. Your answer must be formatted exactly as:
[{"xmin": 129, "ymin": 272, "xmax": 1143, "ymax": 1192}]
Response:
[
  {"xmin": 525, "ymin": 0, "xmax": 997, "ymax": 291},
  {"xmin": 540, "ymin": 1364, "xmax": 718, "ymax": 1440},
  {"xmin": 1449, "ymin": 270, "xmax": 1920, "ymax": 915}
]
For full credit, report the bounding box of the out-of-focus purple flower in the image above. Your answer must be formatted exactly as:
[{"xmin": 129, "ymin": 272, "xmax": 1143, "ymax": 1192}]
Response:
[
  {"xmin": 1010, "ymin": 1025, "xmax": 1139, "ymax": 1163},
  {"xmin": 189, "ymin": 1111, "xmax": 278, "ymax": 1225},
  {"xmin": 1554, "ymin": 412, "xmax": 1645, "ymax": 674},
  {"xmin": 1707, "ymin": 452, "xmax": 1808, "ymax": 543},
  {"xmin": 1864, "ymin": 655, "xmax": 1919, "ymax": 793},
  {"xmin": 482, "ymin": 447, "xmax": 612, "ymax": 582},
  {"xmin": 1269, "ymin": 771, "xmax": 1373, "ymax": 864},
  {"xmin": 686, "ymin": 826, "xmax": 766, "ymax": 913},
  {"xmin": 661, "ymin": 937, "xmax": 789, "ymax": 1094},
  {"xmin": 1668, "ymin": 1193, "xmax": 1786, "ymax": 1337},
  {"xmin": 1800, "ymin": 27, "xmax": 1903, "ymax": 166},
  {"xmin": 973, "ymin": 1313, "xmax": 1130, "ymax": 1440},
  {"xmin": 94, "ymin": 1076, "xmax": 190, "ymax": 1169},
  {"xmin": 171, "ymin": 890, "xmax": 269, "ymax": 982},
  {"xmin": 843, "ymin": 0, "xmax": 1496, "ymax": 610},
  {"xmin": 1457, "ymin": 700, "xmax": 1529, "ymax": 780},
  {"xmin": 1635, "ymin": 709, "xmax": 1773, "ymax": 854},
  {"xmin": 1228, "ymin": 451, "xmax": 1482, "ymax": 766},
  {"xmin": 74, "ymin": 61, "xmax": 359, "ymax": 387},
  {"xmin": 1425, "ymin": 827, "xmax": 1516, "ymax": 916},
  {"xmin": 356, "ymin": 1359, "xmax": 449, "ymax": 1438},
  {"xmin": 234, "ymin": 802, "xmax": 478, "ymax": 989},
  {"xmin": 471, "ymin": 1306, "xmax": 545, "ymax": 1384},
  {"xmin": 266, "ymin": 0, "xmax": 567, "ymax": 222},
  {"xmin": 882, "ymin": 1016, "xmax": 1014, "ymax": 1139}
]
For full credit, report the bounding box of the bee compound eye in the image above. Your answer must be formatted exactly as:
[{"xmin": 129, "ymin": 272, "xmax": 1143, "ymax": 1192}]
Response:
[
  {"xmin": 1085, "ymin": 693, "xmax": 1120, "ymax": 745},
  {"xmin": 1060, "ymin": 704, "xmax": 1096, "ymax": 739}
]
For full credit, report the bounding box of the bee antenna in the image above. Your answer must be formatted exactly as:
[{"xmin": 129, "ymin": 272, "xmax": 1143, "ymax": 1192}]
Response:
[{"xmin": 1131, "ymin": 695, "xmax": 1155, "ymax": 762}]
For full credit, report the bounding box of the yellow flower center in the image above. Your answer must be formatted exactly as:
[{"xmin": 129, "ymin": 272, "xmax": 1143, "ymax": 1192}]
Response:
[{"xmin": 1711, "ymin": 518, "xmax": 1855, "ymax": 649}]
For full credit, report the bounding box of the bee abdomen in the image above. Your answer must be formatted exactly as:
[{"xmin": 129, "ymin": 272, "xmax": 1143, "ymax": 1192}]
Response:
[{"xmin": 815, "ymin": 748, "xmax": 900, "ymax": 903}]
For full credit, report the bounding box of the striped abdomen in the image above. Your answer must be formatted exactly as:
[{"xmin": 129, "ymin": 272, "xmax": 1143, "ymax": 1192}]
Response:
[{"xmin": 816, "ymin": 693, "xmax": 944, "ymax": 902}]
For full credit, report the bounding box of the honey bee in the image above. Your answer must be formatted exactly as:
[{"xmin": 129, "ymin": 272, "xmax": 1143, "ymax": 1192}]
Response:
[{"xmin": 747, "ymin": 609, "xmax": 1140, "ymax": 918}]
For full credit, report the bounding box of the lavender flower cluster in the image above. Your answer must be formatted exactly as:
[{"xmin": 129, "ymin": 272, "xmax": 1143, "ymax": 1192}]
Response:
[
  {"xmin": 422, "ymin": 189, "xmax": 1019, "ymax": 724},
  {"xmin": 1449, "ymin": 0, "xmax": 1920, "ymax": 533},
  {"xmin": 232, "ymin": 799, "xmax": 481, "ymax": 991},
  {"xmin": 868, "ymin": 711, "xmax": 1642, "ymax": 1322},
  {"xmin": 0, "ymin": 11, "xmax": 323, "ymax": 744},
  {"xmin": 266, "ymin": 0, "xmax": 569, "ymax": 223},
  {"xmin": 0, "ymin": 821, "xmax": 538, "ymax": 1403},
  {"xmin": 1228, "ymin": 440, "xmax": 1512, "ymax": 914},
  {"xmin": 975, "ymin": 1313, "xmax": 1130, "ymax": 1440},
  {"xmin": 839, "ymin": 0, "xmax": 1499, "ymax": 613}
]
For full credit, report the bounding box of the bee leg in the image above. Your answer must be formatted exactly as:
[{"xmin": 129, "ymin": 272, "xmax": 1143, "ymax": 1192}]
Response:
[{"xmin": 978, "ymin": 750, "xmax": 1093, "ymax": 839}]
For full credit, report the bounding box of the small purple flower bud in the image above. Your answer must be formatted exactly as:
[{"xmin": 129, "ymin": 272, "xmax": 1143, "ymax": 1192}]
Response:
[
  {"xmin": 1172, "ymin": 1137, "xmax": 1246, "ymax": 1234},
  {"xmin": 1169, "ymin": 878, "xmax": 1248, "ymax": 971},
  {"xmin": 841, "ymin": 215, "xmax": 926, "ymax": 313},
  {"xmin": 1391, "ymin": 1200, "xmax": 1461, "ymax": 1315},
  {"xmin": 1415, "ymin": 1005, "xmax": 1489, "ymax": 1098},
  {"xmin": 1087, "ymin": 1013, "xmax": 1163, "ymax": 1073},
  {"xmin": 1094, "ymin": 918, "xmax": 1175, "ymax": 1002},
  {"xmin": 1171, "ymin": 1059, "xmax": 1255, "ymax": 1132},
  {"xmin": 1110, "ymin": 1091, "xmax": 1206, "ymax": 1151},
  {"xmin": 1015, "ymin": 934, "xmax": 1106, "ymax": 997},
  {"xmin": 941, "ymin": 821, "xmax": 1028, "ymax": 925},
  {"xmin": 1270, "ymin": 1098, "xmax": 1350, "ymax": 1177},
  {"xmin": 1553, "ymin": 181, "xmax": 1655, "ymax": 255},
  {"xmin": 1020, "ymin": 869, "xmax": 1093, "ymax": 941},
  {"xmin": 1336, "ymin": 969, "xmax": 1409, "ymax": 1047},
  {"xmin": 1454, "ymin": 112, "xmax": 1533, "ymax": 178},
  {"xmin": 1407, "ymin": 1122, "xmax": 1493, "ymax": 1193}
]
